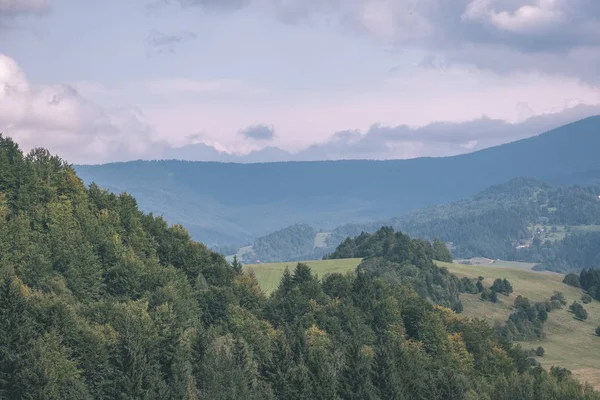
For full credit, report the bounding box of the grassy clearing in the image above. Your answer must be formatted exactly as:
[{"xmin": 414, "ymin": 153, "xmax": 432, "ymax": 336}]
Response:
[
  {"xmin": 438, "ymin": 261, "xmax": 600, "ymax": 389},
  {"xmin": 244, "ymin": 258, "xmax": 361, "ymax": 294},
  {"xmin": 572, "ymin": 225, "xmax": 600, "ymax": 233}
]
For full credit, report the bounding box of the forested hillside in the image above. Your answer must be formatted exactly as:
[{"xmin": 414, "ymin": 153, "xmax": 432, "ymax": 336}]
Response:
[
  {"xmin": 390, "ymin": 178, "xmax": 600, "ymax": 269},
  {"xmin": 76, "ymin": 116, "xmax": 600, "ymax": 248},
  {"xmin": 236, "ymin": 177, "xmax": 600, "ymax": 272},
  {"xmin": 2, "ymin": 136, "xmax": 599, "ymax": 399},
  {"xmin": 233, "ymin": 224, "xmax": 333, "ymax": 264}
]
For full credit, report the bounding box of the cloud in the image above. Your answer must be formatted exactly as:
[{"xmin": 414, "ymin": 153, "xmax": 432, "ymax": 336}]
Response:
[
  {"xmin": 293, "ymin": 103, "xmax": 600, "ymax": 160},
  {"xmin": 239, "ymin": 124, "xmax": 276, "ymax": 141},
  {"xmin": 0, "ymin": 0, "xmax": 50, "ymax": 32},
  {"xmin": 164, "ymin": 0, "xmax": 600, "ymax": 81},
  {"xmin": 0, "ymin": 0, "xmax": 49, "ymax": 16},
  {"xmin": 157, "ymin": 103, "xmax": 600, "ymax": 162},
  {"xmin": 0, "ymin": 54, "xmax": 161, "ymax": 164},
  {"xmin": 146, "ymin": 29, "xmax": 197, "ymax": 54}
]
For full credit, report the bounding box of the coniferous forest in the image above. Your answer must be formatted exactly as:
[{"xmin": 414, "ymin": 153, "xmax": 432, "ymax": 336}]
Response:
[{"xmin": 1, "ymin": 135, "xmax": 599, "ymax": 399}]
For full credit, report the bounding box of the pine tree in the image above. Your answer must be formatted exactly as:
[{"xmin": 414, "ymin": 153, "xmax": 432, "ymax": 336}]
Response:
[
  {"xmin": 0, "ymin": 269, "xmax": 35, "ymax": 399},
  {"xmin": 432, "ymin": 238, "xmax": 453, "ymax": 263},
  {"xmin": 232, "ymin": 256, "xmax": 243, "ymax": 275},
  {"xmin": 339, "ymin": 344, "xmax": 379, "ymax": 400}
]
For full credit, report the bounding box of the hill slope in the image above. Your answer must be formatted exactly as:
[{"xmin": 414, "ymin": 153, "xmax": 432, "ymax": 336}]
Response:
[
  {"xmin": 7, "ymin": 137, "xmax": 600, "ymax": 398},
  {"xmin": 440, "ymin": 261, "xmax": 600, "ymax": 390},
  {"xmin": 75, "ymin": 116, "xmax": 600, "ymax": 247},
  {"xmin": 246, "ymin": 258, "xmax": 600, "ymax": 389}
]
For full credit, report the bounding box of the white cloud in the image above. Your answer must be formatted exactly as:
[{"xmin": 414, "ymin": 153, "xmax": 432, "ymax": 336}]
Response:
[
  {"xmin": 167, "ymin": 0, "xmax": 600, "ymax": 81},
  {"xmin": 138, "ymin": 64, "xmax": 600, "ymax": 154},
  {"xmin": 463, "ymin": 0, "xmax": 563, "ymax": 33},
  {"xmin": 0, "ymin": 54, "xmax": 160, "ymax": 164},
  {"xmin": 2, "ymin": 50, "xmax": 599, "ymax": 164}
]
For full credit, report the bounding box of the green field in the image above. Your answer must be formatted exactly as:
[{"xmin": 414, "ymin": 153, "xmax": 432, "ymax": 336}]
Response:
[
  {"xmin": 440, "ymin": 261, "xmax": 600, "ymax": 389},
  {"xmin": 247, "ymin": 257, "xmax": 600, "ymax": 389},
  {"xmin": 244, "ymin": 258, "xmax": 361, "ymax": 294}
]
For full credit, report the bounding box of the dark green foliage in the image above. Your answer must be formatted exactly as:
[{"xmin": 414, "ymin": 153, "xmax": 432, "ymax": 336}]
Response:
[
  {"xmin": 326, "ymin": 227, "xmax": 463, "ymax": 311},
  {"xmin": 1, "ymin": 137, "xmax": 599, "ymax": 399},
  {"xmin": 570, "ymin": 301, "xmax": 589, "ymax": 320},
  {"xmin": 244, "ymin": 224, "xmax": 326, "ymax": 263},
  {"xmin": 492, "ymin": 278, "xmax": 514, "ymax": 295},
  {"xmin": 551, "ymin": 291, "xmax": 568, "ymax": 306},
  {"xmin": 596, "ymin": 327, "xmax": 600, "ymax": 336},
  {"xmin": 432, "ymin": 238, "xmax": 453, "ymax": 262},
  {"xmin": 582, "ymin": 293, "xmax": 593, "ymax": 304},
  {"xmin": 579, "ymin": 269, "xmax": 600, "ymax": 301},
  {"xmin": 531, "ymin": 232, "xmax": 600, "ymax": 273},
  {"xmin": 536, "ymin": 346, "xmax": 545, "ymax": 357},
  {"xmin": 0, "ymin": 269, "xmax": 35, "ymax": 399},
  {"xmin": 564, "ymin": 273, "xmax": 581, "ymax": 288},
  {"xmin": 231, "ymin": 255, "xmax": 243, "ymax": 275},
  {"xmin": 501, "ymin": 296, "xmax": 551, "ymax": 341},
  {"xmin": 475, "ymin": 279, "xmax": 484, "ymax": 293},
  {"xmin": 461, "ymin": 277, "xmax": 479, "ymax": 294},
  {"xmin": 480, "ymin": 288, "xmax": 498, "ymax": 303}
]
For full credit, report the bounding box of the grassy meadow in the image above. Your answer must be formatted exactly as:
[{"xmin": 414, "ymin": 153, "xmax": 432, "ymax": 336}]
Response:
[
  {"xmin": 246, "ymin": 257, "xmax": 600, "ymax": 388},
  {"xmin": 244, "ymin": 258, "xmax": 361, "ymax": 294},
  {"xmin": 440, "ymin": 261, "xmax": 600, "ymax": 389}
]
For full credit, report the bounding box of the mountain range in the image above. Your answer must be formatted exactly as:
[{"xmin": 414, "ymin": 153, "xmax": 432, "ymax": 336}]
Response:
[{"xmin": 75, "ymin": 116, "xmax": 600, "ymax": 249}]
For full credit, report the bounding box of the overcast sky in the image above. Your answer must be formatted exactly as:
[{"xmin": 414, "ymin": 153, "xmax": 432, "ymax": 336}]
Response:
[{"xmin": 1, "ymin": 0, "xmax": 599, "ymax": 164}]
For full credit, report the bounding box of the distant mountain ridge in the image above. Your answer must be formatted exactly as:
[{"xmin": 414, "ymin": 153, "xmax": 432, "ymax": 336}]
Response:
[
  {"xmin": 75, "ymin": 116, "xmax": 600, "ymax": 247},
  {"xmin": 153, "ymin": 104, "xmax": 600, "ymax": 163},
  {"xmin": 232, "ymin": 176, "xmax": 600, "ymax": 267}
]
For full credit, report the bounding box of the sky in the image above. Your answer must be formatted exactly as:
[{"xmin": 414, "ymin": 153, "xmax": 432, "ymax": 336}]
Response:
[{"xmin": 0, "ymin": 0, "xmax": 599, "ymax": 164}]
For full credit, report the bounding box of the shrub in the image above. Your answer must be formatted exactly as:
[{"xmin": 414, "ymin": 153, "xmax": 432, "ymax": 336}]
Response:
[
  {"xmin": 537, "ymin": 308, "xmax": 548, "ymax": 323},
  {"xmin": 481, "ymin": 288, "xmax": 498, "ymax": 303},
  {"xmin": 551, "ymin": 291, "xmax": 567, "ymax": 306},
  {"xmin": 491, "ymin": 278, "xmax": 513, "ymax": 295},
  {"xmin": 581, "ymin": 293, "xmax": 592, "ymax": 304},
  {"xmin": 475, "ymin": 280, "xmax": 484, "ymax": 293},
  {"xmin": 550, "ymin": 299, "xmax": 563, "ymax": 310},
  {"xmin": 563, "ymin": 273, "xmax": 581, "ymax": 288},
  {"xmin": 536, "ymin": 346, "xmax": 545, "ymax": 357},
  {"xmin": 595, "ymin": 327, "xmax": 600, "ymax": 336},
  {"xmin": 569, "ymin": 301, "xmax": 588, "ymax": 320},
  {"xmin": 461, "ymin": 277, "xmax": 478, "ymax": 294}
]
